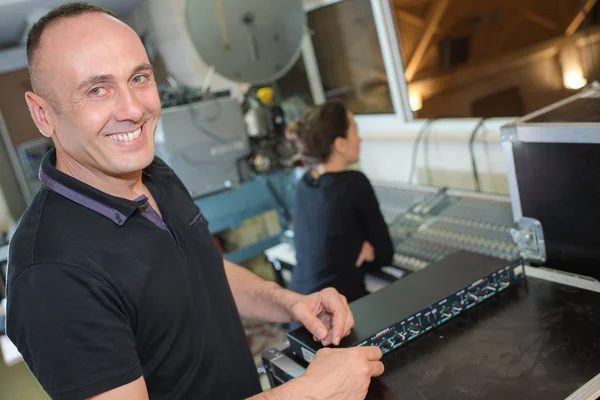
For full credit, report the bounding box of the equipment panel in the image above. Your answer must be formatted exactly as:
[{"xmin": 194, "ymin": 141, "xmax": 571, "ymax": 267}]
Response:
[{"xmin": 287, "ymin": 251, "xmax": 525, "ymax": 361}]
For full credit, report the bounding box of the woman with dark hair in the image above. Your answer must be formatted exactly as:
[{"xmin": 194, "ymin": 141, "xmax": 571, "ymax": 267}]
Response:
[{"xmin": 288, "ymin": 102, "xmax": 394, "ymax": 303}]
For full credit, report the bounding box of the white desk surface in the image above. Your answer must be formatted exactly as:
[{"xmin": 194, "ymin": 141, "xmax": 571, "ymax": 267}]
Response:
[
  {"xmin": 1, "ymin": 299, "xmax": 23, "ymax": 366},
  {"xmin": 0, "ymin": 244, "xmax": 8, "ymax": 264},
  {"xmin": 264, "ymin": 243, "xmax": 402, "ymax": 293},
  {"xmin": 264, "ymin": 242, "xmax": 297, "ymax": 266}
]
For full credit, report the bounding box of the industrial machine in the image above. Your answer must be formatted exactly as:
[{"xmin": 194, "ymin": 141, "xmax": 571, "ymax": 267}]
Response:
[
  {"xmin": 156, "ymin": 0, "xmax": 306, "ymax": 199},
  {"xmin": 155, "ymin": 95, "xmax": 251, "ymax": 198},
  {"xmin": 153, "ymin": 0, "xmax": 308, "ymax": 262},
  {"xmin": 186, "ymin": 1, "xmax": 304, "ymax": 85},
  {"xmin": 242, "ymin": 87, "xmax": 303, "ymax": 174}
]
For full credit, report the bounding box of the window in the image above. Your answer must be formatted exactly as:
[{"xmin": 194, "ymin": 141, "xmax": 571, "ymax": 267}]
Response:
[
  {"xmin": 393, "ymin": 0, "xmax": 600, "ymax": 119},
  {"xmin": 306, "ymin": 0, "xmax": 395, "ymax": 114}
]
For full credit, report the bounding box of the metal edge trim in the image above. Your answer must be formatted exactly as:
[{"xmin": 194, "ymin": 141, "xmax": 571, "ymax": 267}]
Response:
[
  {"xmin": 517, "ymin": 126, "xmax": 600, "ymax": 143},
  {"xmin": 514, "ymin": 89, "xmax": 591, "ymax": 125},
  {"xmin": 444, "ymin": 188, "xmax": 511, "ymax": 203},
  {"xmin": 501, "ymin": 139, "xmax": 522, "ymax": 222},
  {"xmin": 525, "ymin": 266, "xmax": 600, "ymax": 293},
  {"xmin": 564, "ymin": 373, "xmax": 600, "ymax": 400},
  {"xmin": 371, "ymin": 0, "xmax": 413, "ymax": 121},
  {"xmin": 372, "ymin": 180, "xmax": 440, "ymax": 194},
  {"xmin": 300, "ymin": 30, "xmax": 327, "ymax": 105}
]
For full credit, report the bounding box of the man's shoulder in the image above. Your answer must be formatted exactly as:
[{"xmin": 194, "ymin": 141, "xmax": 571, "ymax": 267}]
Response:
[
  {"xmin": 8, "ymin": 188, "xmax": 51, "ymax": 270},
  {"xmin": 8, "ymin": 187, "xmax": 97, "ymax": 278}
]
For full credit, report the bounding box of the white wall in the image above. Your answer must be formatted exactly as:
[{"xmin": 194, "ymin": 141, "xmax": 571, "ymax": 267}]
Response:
[{"xmin": 357, "ymin": 117, "xmax": 515, "ymax": 195}]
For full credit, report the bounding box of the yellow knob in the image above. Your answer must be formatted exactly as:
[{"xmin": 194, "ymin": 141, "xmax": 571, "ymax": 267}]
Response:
[{"xmin": 257, "ymin": 87, "xmax": 274, "ymax": 104}]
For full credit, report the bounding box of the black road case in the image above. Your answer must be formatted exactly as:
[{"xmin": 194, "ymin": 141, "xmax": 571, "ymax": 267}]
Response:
[{"xmin": 501, "ymin": 83, "xmax": 600, "ymax": 280}]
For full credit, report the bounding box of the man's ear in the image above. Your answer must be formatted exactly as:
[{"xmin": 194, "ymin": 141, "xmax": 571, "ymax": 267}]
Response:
[{"xmin": 24, "ymin": 91, "xmax": 55, "ymax": 138}]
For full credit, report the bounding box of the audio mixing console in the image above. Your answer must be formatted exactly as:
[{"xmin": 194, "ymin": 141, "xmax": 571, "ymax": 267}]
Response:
[{"xmin": 374, "ymin": 185, "xmax": 520, "ymax": 272}]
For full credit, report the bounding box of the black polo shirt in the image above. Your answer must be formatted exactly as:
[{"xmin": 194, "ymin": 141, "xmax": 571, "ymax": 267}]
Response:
[{"xmin": 6, "ymin": 149, "xmax": 261, "ymax": 400}]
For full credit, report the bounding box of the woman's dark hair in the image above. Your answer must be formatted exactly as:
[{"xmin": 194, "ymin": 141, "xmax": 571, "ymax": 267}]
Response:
[{"xmin": 289, "ymin": 102, "xmax": 349, "ymax": 164}]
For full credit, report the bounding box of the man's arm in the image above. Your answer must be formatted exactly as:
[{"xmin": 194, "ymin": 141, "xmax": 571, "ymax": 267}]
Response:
[
  {"xmin": 223, "ymin": 260, "xmax": 354, "ymax": 346},
  {"xmin": 223, "ymin": 259, "xmax": 300, "ymax": 323}
]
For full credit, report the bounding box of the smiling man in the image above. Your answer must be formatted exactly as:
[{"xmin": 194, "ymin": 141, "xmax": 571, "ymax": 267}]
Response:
[{"xmin": 5, "ymin": 3, "xmax": 384, "ymax": 400}]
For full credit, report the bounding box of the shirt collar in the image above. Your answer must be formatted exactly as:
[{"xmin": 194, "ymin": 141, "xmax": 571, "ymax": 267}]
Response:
[{"xmin": 39, "ymin": 148, "xmax": 173, "ymax": 226}]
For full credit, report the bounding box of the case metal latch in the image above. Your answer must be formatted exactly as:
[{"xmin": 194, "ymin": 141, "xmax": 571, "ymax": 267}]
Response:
[{"xmin": 510, "ymin": 217, "xmax": 546, "ymax": 263}]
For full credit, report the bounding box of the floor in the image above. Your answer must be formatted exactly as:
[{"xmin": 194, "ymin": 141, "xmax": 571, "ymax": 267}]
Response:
[
  {"xmin": 242, "ymin": 254, "xmax": 290, "ymax": 391},
  {"xmin": 0, "ymin": 360, "xmax": 48, "ymax": 400}
]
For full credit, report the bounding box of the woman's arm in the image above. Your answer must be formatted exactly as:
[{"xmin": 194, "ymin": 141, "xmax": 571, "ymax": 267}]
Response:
[{"xmin": 356, "ymin": 173, "xmax": 394, "ymax": 266}]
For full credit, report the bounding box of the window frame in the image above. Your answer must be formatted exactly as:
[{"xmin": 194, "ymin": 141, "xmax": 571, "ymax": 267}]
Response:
[{"xmin": 301, "ymin": 0, "xmax": 413, "ymax": 125}]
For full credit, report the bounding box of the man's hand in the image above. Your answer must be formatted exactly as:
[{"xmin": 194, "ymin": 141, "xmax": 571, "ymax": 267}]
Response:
[
  {"xmin": 355, "ymin": 241, "xmax": 375, "ymax": 267},
  {"xmin": 289, "ymin": 288, "xmax": 354, "ymax": 346},
  {"xmin": 248, "ymin": 347, "xmax": 384, "ymax": 400},
  {"xmin": 295, "ymin": 347, "xmax": 384, "ymax": 400}
]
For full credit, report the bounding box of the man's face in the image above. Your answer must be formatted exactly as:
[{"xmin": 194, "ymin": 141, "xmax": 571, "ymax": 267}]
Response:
[{"xmin": 31, "ymin": 13, "xmax": 161, "ymax": 177}]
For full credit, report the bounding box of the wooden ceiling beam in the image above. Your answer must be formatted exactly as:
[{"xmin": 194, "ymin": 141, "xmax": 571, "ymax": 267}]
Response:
[
  {"xmin": 500, "ymin": 2, "xmax": 560, "ymax": 32},
  {"xmin": 523, "ymin": 11, "xmax": 560, "ymax": 32},
  {"xmin": 394, "ymin": 0, "xmax": 433, "ymax": 7},
  {"xmin": 404, "ymin": 0, "xmax": 450, "ymax": 82},
  {"xmin": 395, "ymin": 9, "xmax": 426, "ymax": 28},
  {"xmin": 395, "ymin": 9, "xmax": 443, "ymax": 33},
  {"xmin": 566, "ymin": 0, "xmax": 599, "ymax": 37}
]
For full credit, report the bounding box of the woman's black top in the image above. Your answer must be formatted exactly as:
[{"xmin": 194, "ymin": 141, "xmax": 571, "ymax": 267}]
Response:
[{"xmin": 290, "ymin": 170, "xmax": 394, "ymax": 302}]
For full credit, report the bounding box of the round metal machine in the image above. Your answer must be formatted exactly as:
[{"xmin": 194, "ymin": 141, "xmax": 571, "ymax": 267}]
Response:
[
  {"xmin": 185, "ymin": 0, "xmax": 307, "ymax": 174},
  {"xmin": 185, "ymin": 0, "xmax": 305, "ymax": 85}
]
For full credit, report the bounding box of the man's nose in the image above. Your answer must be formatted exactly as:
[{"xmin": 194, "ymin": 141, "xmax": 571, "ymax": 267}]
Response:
[{"xmin": 114, "ymin": 86, "xmax": 144, "ymax": 122}]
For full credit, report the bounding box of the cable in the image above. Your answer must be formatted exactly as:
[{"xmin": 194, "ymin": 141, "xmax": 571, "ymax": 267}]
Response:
[
  {"xmin": 423, "ymin": 120, "xmax": 434, "ymax": 186},
  {"xmin": 468, "ymin": 118, "xmax": 486, "ymax": 192},
  {"xmin": 480, "ymin": 123, "xmax": 493, "ymax": 193},
  {"xmin": 408, "ymin": 118, "xmax": 435, "ymax": 184}
]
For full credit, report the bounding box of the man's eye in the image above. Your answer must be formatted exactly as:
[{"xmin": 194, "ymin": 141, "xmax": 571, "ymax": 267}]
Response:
[
  {"xmin": 90, "ymin": 87, "xmax": 107, "ymax": 96},
  {"xmin": 132, "ymin": 75, "xmax": 148, "ymax": 84}
]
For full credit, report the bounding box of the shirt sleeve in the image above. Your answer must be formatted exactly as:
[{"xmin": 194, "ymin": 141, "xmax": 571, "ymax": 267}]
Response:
[
  {"xmin": 6, "ymin": 263, "xmax": 142, "ymax": 400},
  {"xmin": 356, "ymin": 173, "xmax": 395, "ymax": 267}
]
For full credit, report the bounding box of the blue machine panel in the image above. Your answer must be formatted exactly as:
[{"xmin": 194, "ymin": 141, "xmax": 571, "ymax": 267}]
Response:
[{"xmin": 193, "ymin": 171, "xmax": 298, "ymax": 263}]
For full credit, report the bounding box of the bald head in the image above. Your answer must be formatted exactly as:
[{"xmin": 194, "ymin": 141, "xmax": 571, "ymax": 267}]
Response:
[{"xmin": 26, "ymin": 2, "xmax": 120, "ymax": 105}]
